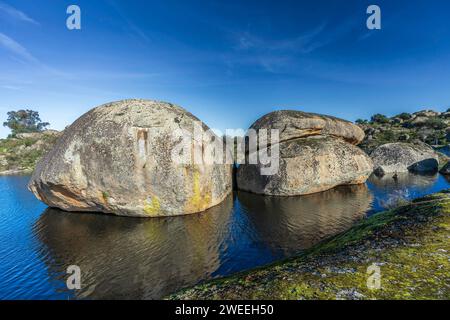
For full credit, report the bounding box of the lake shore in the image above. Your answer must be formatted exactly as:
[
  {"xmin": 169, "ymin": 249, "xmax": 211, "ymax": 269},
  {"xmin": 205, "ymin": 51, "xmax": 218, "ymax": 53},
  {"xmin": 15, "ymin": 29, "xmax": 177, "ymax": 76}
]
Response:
[{"xmin": 169, "ymin": 190, "xmax": 450, "ymax": 300}]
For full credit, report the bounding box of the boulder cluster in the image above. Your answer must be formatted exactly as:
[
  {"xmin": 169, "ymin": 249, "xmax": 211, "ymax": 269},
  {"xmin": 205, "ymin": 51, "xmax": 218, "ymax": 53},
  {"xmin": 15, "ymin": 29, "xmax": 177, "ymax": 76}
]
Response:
[
  {"xmin": 28, "ymin": 100, "xmax": 449, "ymax": 217},
  {"xmin": 236, "ymin": 111, "xmax": 373, "ymax": 196}
]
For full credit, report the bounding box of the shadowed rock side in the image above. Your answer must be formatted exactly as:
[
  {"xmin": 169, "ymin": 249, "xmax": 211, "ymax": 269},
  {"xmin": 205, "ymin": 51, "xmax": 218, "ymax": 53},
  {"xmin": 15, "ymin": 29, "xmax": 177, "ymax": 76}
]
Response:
[
  {"xmin": 28, "ymin": 99, "xmax": 232, "ymax": 217},
  {"xmin": 249, "ymin": 110, "xmax": 365, "ymax": 145},
  {"xmin": 237, "ymin": 136, "xmax": 373, "ymax": 196},
  {"xmin": 33, "ymin": 195, "xmax": 234, "ymax": 299},
  {"xmin": 371, "ymin": 142, "xmax": 439, "ymax": 176}
]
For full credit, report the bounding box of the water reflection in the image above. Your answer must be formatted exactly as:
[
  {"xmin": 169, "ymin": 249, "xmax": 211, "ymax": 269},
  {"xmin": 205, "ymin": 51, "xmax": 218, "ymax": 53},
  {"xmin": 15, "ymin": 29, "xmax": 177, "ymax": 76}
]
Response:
[
  {"xmin": 368, "ymin": 172, "xmax": 437, "ymax": 190},
  {"xmin": 34, "ymin": 195, "xmax": 234, "ymax": 299},
  {"xmin": 238, "ymin": 185, "xmax": 373, "ymax": 254},
  {"xmin": 33, "ymin": 184, "xmax": 375, "ymax": 299},
  {"xmin": 367, "ymin": 173, "xmax": 450, "ymax": 213}
]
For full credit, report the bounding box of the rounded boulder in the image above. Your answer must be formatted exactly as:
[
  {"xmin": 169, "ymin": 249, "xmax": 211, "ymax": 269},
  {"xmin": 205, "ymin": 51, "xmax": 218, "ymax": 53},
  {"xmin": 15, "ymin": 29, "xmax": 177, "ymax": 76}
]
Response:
[{"xmin": 28, "ymin": 99, "xmax": 232, "ymax": 217}]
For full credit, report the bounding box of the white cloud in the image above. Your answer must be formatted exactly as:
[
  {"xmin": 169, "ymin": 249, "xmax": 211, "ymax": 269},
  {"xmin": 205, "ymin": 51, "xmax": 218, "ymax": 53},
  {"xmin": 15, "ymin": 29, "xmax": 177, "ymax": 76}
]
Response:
[
  {"xmin": 0, "ymin": 84, "xmax": 21, "ymax": 90},
  {"xmin": 0, "ymin": 32, "xmax": 38, "ymax": 63},
  {"xmin": 0, "ymin": 1, "xmax": 39, "ymax": 25}
]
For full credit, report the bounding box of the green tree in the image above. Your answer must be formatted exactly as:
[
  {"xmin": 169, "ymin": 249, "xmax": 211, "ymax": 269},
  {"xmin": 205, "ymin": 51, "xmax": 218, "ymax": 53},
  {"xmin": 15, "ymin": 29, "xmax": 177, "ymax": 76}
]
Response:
[
  {"xmin": 396, "ymin": 112, "xmax": 412, "ymax": 120},
  {"xmin": 370, "ymin": 113, "xmax": 390, "ymax": 124},
  {"xmin": 423, "ymin": 117, "xmax": 447, "ymax": 130},
  {"xmin": 3, "ymin": 109, "xmax": 49, "ymax": 136},
  {"xmin": 355, "ymin": 119, "xmax": 368, "ymax": 125}
]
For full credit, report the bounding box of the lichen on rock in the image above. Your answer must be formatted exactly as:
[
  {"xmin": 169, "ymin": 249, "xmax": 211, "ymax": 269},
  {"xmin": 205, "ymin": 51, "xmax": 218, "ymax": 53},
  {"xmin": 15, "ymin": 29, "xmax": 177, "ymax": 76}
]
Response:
[{"xmin": 28, "ymin": 99, "xmax": 232, "ymax": 217}]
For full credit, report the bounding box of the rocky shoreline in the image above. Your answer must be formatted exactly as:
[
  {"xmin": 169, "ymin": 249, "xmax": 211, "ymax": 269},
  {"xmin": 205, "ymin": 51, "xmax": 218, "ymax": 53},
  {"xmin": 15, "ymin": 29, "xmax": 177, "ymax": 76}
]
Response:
[{"xmin": 169, "ymin": 190, "xmax": 450, "ymax": 300}]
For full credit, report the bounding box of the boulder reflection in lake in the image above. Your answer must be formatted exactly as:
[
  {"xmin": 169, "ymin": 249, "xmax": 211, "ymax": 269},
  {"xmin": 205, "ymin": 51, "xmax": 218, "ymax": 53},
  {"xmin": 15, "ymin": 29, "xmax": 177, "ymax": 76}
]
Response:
[
  {"xmin": 237, "ymin": 185, "xmax": 373, "ymax": 253},
  {"xmin": 34, "ymin": 185, "xmax": 373, "ymax": 299},
  {"xmin": 367, "ymin": 173, "xmax": 450, "ymax": 212}
]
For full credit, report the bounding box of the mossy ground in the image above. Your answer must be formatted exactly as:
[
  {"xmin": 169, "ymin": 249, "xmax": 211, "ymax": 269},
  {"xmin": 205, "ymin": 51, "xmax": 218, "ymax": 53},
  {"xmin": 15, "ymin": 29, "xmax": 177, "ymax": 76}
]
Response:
[{"xmin": 170, "ymin": 191, "xmax": 450, "ymax": 300}]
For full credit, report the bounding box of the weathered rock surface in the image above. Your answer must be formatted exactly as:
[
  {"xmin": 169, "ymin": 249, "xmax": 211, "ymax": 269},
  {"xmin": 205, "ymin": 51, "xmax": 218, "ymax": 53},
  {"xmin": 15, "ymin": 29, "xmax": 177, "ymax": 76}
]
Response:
[
  {"xmin": 28, "ymin": 99, "xmax": 232, "ymax": 217},
  {"xmin": 249, "ymin": 110, "xmax": 365, "ymax": 145},
  {"xmin": 237, "ymin": 136, "xmax": 373, "ymax": 196},
  {"xmin": 371, "ymin": 142, "xmax": 439, "ymax": 176}
]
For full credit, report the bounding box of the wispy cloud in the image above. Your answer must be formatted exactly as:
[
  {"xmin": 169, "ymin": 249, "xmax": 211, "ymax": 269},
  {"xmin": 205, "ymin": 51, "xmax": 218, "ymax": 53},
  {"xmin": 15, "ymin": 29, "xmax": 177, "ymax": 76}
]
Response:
[
  {"xmin": 106, "ymin": 0, "xmax": 150, "ymax": 42},
  {"xmin": 0, "ymin": 84, "xmax": 22, "ymax": 90},
  {"xmin": 0, "ymin": 32, "xmax": 39, "ymax": 63},
  {"xmin": 0, "ymin": 1, "xmax": 39, "ymax": 25},
  {"xmin": 227, "ymin": 18, "xmax": 359, "ymax": 74},
  {"xmin": 234, "ymin": 23, "xmax": 327, "ymax": 54}
]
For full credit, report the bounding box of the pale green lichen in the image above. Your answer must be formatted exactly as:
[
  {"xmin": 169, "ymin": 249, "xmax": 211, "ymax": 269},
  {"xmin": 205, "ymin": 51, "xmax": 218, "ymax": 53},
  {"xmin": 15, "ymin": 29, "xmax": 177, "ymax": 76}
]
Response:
[{"xmin": 144, "ymin": 196, "xmax": 161, "ymax": 216}]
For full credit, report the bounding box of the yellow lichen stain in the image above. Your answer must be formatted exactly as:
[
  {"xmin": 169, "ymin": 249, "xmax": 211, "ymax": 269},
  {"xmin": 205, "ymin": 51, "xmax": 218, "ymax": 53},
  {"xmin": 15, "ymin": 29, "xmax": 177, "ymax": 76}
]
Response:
[
  {"xmin": 144, "ymin": 196, "xmax": 161, "ymax": 216},
  {"xmin": 185, "ymin": 168, "xmax": 212, "ymax": 213}
]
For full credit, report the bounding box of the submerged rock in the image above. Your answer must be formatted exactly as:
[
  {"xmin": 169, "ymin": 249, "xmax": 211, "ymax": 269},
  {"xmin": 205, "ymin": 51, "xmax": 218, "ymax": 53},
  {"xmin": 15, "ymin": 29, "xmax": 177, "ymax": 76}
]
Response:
[
  {"xmin": 248, "ymin": 110, "xmax": 365, "ymax": 145},
  {"xmin": 28, "ymin": 99, "xmax": 232, "ymax": 217},
  {"xmin": 371, "ymin": 142, "xmax": 438, "ymax": 176},
  {"xmin": 237, "ymin": 136, "xmax": 373, "ymax": 196}
]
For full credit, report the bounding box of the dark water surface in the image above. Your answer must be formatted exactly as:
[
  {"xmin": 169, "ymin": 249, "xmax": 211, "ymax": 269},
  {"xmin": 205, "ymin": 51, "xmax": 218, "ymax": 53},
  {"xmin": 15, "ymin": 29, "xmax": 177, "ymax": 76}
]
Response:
[{"xmin": 1, "ymin": 174, "xmax": 449, "ymax": 299}]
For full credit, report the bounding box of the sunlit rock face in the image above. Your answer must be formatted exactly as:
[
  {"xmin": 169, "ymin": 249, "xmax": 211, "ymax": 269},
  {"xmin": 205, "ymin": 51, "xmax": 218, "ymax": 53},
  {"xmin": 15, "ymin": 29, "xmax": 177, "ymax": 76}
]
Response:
[
  {"xmin": 237, "ymin": 110, "xmax": 373, "ymax": 196},
  {"xmin": 248, "ymin": 110, "xmax": 365, "ymax": 145},
  {"xmin": 28, "ymin": 99, "xmax": 232, "ymax": 217},
  {"xmin": 371, "ymin": 142, "xmax": 439, "ymax": 176}
]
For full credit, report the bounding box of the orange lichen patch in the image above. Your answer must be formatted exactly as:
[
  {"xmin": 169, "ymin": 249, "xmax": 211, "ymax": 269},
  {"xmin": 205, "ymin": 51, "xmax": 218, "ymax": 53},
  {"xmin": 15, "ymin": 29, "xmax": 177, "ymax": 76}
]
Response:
[{"xmin": 48, "ymin": 185, "xmax": 91, "ymax": 209}]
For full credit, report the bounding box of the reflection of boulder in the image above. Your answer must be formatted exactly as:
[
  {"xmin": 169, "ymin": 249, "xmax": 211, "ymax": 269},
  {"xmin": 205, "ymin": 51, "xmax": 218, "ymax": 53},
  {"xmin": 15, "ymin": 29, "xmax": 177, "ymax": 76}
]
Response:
[
  {"xmin": 368, "ymin": 172, "xmax": 437, "ymax": 190},
  {"xmin": 237, "ymin": 185, "xmax": 373, "ymax": 254},
  {"xmin": 33, "ymin": 195, "xmax": 233, "ymax": 299}
]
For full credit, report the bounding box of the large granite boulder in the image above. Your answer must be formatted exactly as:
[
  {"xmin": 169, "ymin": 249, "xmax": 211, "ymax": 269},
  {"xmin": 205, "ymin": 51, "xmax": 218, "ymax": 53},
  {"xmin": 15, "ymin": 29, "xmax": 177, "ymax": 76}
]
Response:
[
  {"xmin": 371, "ymin": 142, "xmax": 439, "ymax": 176},
  {"xmin": 249, "ymin": 110, "xmax": 365, "ymax": 145},
  {"xmin": 28, "ymin": 99, "xmax": 232, "ymax": 217},
  {"xmin": 237, "ymin": 136, "xmax": 373, "ymax": 196},
  {"xmin": 237, "ymin": 110, "xmax": 373, "ymax": 196}
]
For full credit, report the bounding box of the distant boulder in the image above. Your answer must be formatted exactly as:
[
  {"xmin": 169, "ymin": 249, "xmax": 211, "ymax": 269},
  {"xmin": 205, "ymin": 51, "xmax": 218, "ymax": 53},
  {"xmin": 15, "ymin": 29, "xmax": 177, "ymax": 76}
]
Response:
[
  {"xmin": 413, "ymin": 110, "xmax": 441, "ymax": 117},
  {"xmin": 371, "ymin": 142, "xmax": 438, "ymax": 176}
]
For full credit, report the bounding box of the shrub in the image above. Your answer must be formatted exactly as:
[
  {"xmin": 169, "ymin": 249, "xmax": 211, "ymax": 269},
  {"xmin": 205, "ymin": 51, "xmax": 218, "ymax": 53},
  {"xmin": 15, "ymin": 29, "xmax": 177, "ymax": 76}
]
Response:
[
  {"xmin": 355, "ymin": 119, "xmax": 368, "ymax": 125},
  {"xmin": 424, "ymin": 117, "xmax": 447, "ymax": 130},
  {"xmin": 370, "ymin": 113, "xmax": 390, "ymax": 124},
  {"xmin": 396, "ymin": 112, "xmax": 412, "ymax": 120}
]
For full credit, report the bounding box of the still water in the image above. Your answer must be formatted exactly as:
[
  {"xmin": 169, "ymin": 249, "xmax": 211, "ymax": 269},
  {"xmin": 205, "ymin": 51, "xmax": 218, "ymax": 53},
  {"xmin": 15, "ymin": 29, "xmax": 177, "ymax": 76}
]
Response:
[{"xmin": 1, "ymin": 173, "xmax": 449, "ymax": 299}]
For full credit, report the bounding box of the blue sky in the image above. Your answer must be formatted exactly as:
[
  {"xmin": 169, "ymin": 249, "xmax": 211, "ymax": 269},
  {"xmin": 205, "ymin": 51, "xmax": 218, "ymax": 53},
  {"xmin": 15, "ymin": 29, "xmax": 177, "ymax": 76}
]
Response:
[{"xmin": 1, "ymin": 0, "xmax": 450, "ymax": 137}]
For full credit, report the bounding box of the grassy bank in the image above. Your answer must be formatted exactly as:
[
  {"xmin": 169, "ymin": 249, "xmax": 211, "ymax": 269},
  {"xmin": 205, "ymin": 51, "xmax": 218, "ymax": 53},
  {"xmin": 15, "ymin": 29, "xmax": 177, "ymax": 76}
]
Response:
[
  {"xmin": 170, "ymin": 190, "xmax": 450, "ymax": 300},
  {"xmin": 0, "ymin": 131, "xmax": 60, "ymax": 175}
]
